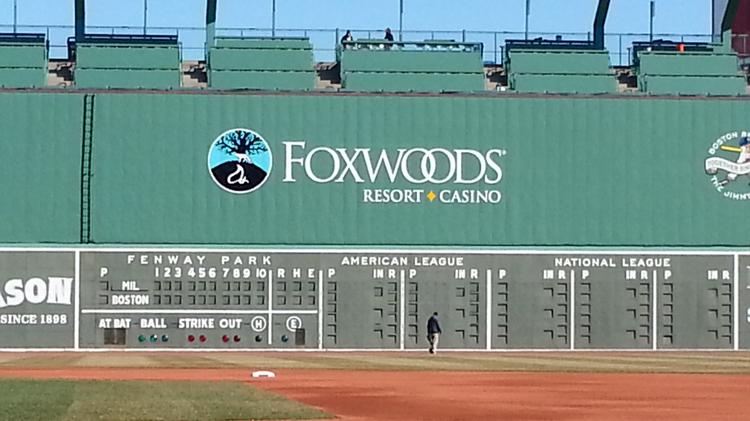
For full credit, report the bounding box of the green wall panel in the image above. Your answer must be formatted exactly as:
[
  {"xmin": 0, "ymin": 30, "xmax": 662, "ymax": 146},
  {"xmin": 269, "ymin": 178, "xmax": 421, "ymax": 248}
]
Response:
[
  {"xmin": 342, "ymin": 72, "xmax": 485, "ymax": 92},
  {"xmin": 341, "ymin": 49, "xmax": 483, "ymax": 73},
  {"xmin": 208, "ymin": 70, "xmax": 315, "ymax": 90},
  {"xmin": 209, "ymin": 49, "xmax": 313, "ymax": 72},
  {"xmin": 507, "ymin": 50, "xmax": 611, "ymax": 75},
  {"xmin": 0, "ymin": 251, "xmax": 75, "ymax": 349},
  {"xmin": 490, "ymin": 255, "xmax": 570, "ymax": 349},
  {"xmin": 573, "ymin": 256, "xmax": 653, "ymax": 349},
  {"xmin": 638, "ymin": 52, "xmax": 740, "ymax": 77},
  {"xmin": 0, "ymin": 43, "xmax": 48, "ymax": 88},
  {"xmin": 656, "ymin": 255, "xmax": 734, "ymax": 349},
  {"xmin": 400, "ymin": 260, "xmax": 487, "ymax": 350},
  {"xmin": 740, "ymin": 254, "xmax": 750, "ymax": 350},
  {"xmin": 81, "ymin": 92, "xmax": 750, "ymax": 246},
  {"xmin": 323, "ymin": 274, "xmax": 400, "ymax": 349},
  {"xmin": 76, "ymin": 45, "xmax": 180, "ymax": 70},
  {"xmin": 0, "ymin": 44, "xmax": 47, "ymax": 68},
  {"xmin": 3, "ymin": 91, "xmax": 750, "ymax": 246},
  {"xmin": 510, "ymin": 73, "xmax": 617, "ymax": 93},
  {"xmin": 0, "ymin": 93, "xmax": 83, "ymax": 242},
  {"xmin": 0, "ymin": 68, "xmax": 47, "ymax": 88},
  {"xmin": 639, "ymin": 75, "xmax": 747, "ymax": 96},
  {"xmin": 75, "ymin": 69, "xmax": 181, "ymax": 89}
]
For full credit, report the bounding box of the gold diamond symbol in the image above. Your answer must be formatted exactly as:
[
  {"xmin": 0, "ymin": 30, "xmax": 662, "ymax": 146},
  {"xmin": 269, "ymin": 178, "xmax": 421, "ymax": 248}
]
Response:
[{"xmin": 427, "ymin": 191, "xmax": 436, "ymax": 202}]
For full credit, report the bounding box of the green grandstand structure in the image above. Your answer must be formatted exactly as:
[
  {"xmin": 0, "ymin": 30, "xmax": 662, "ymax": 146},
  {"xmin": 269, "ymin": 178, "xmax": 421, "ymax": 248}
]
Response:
[{"xmin": 1, "ymin": 0, "xmax": 750, "ymax": 352}]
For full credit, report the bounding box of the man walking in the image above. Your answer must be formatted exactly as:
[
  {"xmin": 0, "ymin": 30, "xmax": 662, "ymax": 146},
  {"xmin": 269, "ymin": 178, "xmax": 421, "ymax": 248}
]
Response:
[{"xmin": 426, "ymin": 312, "xmax": 442, "ymax": 354}]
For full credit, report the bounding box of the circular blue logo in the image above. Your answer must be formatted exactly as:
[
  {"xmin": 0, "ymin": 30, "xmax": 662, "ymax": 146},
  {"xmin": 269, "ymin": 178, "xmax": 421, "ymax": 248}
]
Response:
[{"xmin": 208, "ymin": 128, "xmax": 272, "ymax": 194}]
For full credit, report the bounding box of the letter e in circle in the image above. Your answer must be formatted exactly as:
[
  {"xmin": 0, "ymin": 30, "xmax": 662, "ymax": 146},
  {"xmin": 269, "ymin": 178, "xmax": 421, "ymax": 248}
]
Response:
[{"xmin": 286, "ymin": 316, "xmax": 302, "ymax": 332}]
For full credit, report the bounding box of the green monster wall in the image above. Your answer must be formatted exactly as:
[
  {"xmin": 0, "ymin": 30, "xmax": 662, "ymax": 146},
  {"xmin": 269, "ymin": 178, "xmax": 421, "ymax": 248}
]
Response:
[
  {"xmin": 1, "ymin": 91, "xmax": 749, "ymax": 246},
  {"xmin": 0, "ymin": 93, "xmax": 84, "ymax": 243}
]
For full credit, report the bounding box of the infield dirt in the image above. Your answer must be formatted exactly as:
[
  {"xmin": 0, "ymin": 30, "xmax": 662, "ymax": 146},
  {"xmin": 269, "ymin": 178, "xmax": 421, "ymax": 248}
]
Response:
[{"xmin": 0, "ymin": 364, "xmax": 749, "ymax": 420}]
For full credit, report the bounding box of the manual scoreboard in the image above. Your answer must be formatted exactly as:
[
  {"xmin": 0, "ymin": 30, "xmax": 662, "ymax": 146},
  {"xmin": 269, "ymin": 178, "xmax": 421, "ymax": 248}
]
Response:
[{"xmin": 0, "ymin": 249, "xmax": 747, "ymax": 351}]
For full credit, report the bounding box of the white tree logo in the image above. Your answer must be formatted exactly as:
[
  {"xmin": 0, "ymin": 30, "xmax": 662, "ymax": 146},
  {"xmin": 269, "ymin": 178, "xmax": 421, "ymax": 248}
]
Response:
[{"xmin": 208, "ymin": 128, "xmax": 273, "ymax": 194}]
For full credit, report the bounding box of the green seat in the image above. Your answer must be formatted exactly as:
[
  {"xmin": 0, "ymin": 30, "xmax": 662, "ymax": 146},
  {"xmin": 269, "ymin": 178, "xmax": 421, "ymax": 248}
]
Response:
[
  {"xmin": 0, "ymin": 42, "xmax": 47, "ymax": 88},
  {"xmin": 638, "ymin": 52, "xmax": 739, "ymax": 77},
  {"xmin": 636, "ymin": 51, "xmax": 746, "ymax": 95},
  {"xmin": 76, "ymin": 45, "xmax": 179, "ymax": 69},
  {"xmin": 339, "ymin": 40, "xmax": 484, "ymax": 93},
  {"xmin": 507, "ymin": 50, "xmax": 611, "ymax": 75},
  {"xmin": 505, "ymin": 49, "xmax": 617, "ymax": 94},
  {"xmin": 75, "ymin": 43, "xmax": 181, "ymax": 89},
  {"xmin": 342, "ymin": 50, "xmax": 482, "ymax": 73},
  {"xmin": 209, "ymin": 49, "xmax": 313, "ymax": 72},
  {"xmin": 208, "ymin": 37, "xmax": 315, "ymax": 90}
]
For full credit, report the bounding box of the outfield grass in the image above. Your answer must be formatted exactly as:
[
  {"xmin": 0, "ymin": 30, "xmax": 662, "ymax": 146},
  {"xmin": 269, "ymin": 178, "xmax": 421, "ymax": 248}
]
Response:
[{"xmin": 0, "ymin": 379, "xmax": 330, "ymax": 421}]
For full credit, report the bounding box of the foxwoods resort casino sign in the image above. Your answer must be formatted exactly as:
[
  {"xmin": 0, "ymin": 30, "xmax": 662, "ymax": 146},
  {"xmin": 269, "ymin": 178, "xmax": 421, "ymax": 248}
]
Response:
[{"xmin": 209, "ymin": 128, "xmax": 508, "ymax": 205}]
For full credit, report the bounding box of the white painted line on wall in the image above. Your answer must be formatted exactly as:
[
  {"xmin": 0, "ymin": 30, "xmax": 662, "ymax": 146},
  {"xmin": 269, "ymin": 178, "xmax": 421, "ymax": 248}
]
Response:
[
  {"xmin": 318, "ymin": 270, "xmax": 323, "ymax": 350},
  {"xmin": 653, "ymin": 270, "xmax": 658, "ymax": 351},
  {"xmin": 74, "ymin": 250, "xmax": 80, "ymax": 351},
  {"xmin": 570, "ymin": 270, "xmax": 575, "ymax": 351},
  {"xmin": 268, "ymin": 271, "xmax": 273, "ymax": 346},
  {"xmin": 0, "ymin": 247, "xmax": 741, "ymax": 256},
  {"xmin": 80, "ymin": 309, "xmax": 318, "ymax": 315},
  {"xmin": 399, "ymin": 270, "xmax": 405, "ymax": 351},
  {"xmin": 486, "ymin": 269, "xmax": 492, "ymax": 350},
  {"xmin": 735, "ymin": 254, "xmax": 739, "ymax": 351},
  {"xmin": 0, "ymin": 347, "xmax": 741, "ymax": 353}
]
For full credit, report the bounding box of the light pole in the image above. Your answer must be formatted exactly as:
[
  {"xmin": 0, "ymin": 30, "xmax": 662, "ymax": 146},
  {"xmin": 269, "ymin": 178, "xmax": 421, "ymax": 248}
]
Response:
[
  {"xmin": 649, "ymin": 1, "xmax": 655, "ymax": 44},
  {"xmin": 143, "ymin": 0, "xmax": 148, "ymax": 35},
  {"xmin": 272, "ymin": 0, "xmax": 277, "ymax": 37},
  {"xmin": 399, "ymin": 0, "xmax": 403, "ymax": 41},
  {"xmin": 13, "ymin": 0, "xmax": 17, "ymax": 33},
  {"xmin": 524, "ymin": 0, "xmax": 530, "ymax": 40}
]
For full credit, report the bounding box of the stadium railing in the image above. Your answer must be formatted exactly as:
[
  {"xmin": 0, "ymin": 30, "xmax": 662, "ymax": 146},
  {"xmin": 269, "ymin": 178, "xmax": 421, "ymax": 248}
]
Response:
[{"xmin": 0, "ymin": 24, "xmax": 719, "ymax": 67}]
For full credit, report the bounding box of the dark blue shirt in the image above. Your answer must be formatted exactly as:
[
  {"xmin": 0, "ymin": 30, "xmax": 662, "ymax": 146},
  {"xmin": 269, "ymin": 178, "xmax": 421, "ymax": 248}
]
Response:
[{"xmin": 427, "ymin": 315, "xmax": 442, "ymax": 334}]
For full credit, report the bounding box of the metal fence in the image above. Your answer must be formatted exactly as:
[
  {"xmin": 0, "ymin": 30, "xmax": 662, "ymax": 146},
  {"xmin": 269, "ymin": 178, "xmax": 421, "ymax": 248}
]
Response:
[
  {"xmin": 734, "ymin": 34, "xmax": 750, "ymax": 66},
  {"xmin": 0, "ymin": 23, "xmax": 729, "ymax": 66}
]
